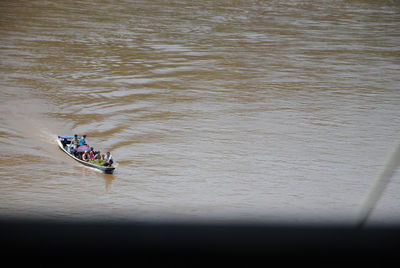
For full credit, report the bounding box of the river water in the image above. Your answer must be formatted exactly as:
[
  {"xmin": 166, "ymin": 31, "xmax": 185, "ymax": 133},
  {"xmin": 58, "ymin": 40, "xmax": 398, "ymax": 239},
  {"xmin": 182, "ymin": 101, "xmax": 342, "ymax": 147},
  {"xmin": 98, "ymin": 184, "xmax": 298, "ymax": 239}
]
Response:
[{"xmin": 1, "ymin": 0, "xmax": 400, "ymax": 225}]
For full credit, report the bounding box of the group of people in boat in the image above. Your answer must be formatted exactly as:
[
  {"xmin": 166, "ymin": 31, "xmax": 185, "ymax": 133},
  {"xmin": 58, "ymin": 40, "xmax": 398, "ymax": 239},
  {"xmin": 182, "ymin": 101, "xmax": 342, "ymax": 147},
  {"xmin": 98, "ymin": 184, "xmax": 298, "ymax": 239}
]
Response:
[{"xmin": 63, "ymin": 133, "xmax": 114, "ymax": 167}]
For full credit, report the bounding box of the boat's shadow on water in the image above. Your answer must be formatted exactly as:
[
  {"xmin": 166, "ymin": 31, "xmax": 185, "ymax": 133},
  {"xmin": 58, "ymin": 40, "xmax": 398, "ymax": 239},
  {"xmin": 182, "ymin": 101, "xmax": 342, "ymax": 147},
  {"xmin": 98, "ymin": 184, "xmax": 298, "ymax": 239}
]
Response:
[
  {"xmin": 102, "ymin": 172, "xmax": 115, "ymax": 193},
  {"xmin": 73, "ymin": 165, "xmax": 115, "ymax": 192}
]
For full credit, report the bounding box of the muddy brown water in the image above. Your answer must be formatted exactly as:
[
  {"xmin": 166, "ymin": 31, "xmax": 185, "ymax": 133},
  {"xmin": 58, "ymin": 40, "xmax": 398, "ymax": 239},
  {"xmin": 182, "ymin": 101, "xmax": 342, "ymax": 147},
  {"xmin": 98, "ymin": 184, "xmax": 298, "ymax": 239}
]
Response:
[{"xmin": 1, "ymin": 0, "xmax": 400, "ymax": 224}]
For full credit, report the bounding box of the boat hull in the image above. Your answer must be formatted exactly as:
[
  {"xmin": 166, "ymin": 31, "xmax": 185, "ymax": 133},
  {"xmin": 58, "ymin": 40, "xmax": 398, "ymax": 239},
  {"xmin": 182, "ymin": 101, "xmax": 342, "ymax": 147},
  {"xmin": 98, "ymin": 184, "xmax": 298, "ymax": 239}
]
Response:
[{"xmin": 57, "ymin": 136, "xmax": 115, "ymax": 174}]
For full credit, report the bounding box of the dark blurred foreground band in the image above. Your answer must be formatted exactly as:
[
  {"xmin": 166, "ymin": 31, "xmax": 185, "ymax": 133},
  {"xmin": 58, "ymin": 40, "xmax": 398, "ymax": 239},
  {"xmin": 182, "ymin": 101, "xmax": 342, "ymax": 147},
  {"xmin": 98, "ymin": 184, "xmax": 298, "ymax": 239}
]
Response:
[{"xmin": 1, "ymin": 219, "xmax": 399, "ymax": 264}]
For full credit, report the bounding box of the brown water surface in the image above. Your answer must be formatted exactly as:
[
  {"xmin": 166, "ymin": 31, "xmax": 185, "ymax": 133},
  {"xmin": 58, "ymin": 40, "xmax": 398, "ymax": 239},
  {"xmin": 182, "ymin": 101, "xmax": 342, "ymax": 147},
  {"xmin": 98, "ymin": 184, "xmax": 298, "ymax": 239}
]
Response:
[{"xmin": 1, "ymin": 0, "xmax": 400, "ymax": 224}]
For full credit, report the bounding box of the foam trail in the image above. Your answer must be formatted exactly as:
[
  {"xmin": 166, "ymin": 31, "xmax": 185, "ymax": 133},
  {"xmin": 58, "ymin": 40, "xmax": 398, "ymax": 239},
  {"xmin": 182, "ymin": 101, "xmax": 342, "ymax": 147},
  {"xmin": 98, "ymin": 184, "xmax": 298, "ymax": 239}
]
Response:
[
  {"xmin": 357, "ymin": 142, "xmax": 400, "ymax": 228},
  {"xmin": 0, "ymin": 98, "xmax": 67, "ymax": 161}
]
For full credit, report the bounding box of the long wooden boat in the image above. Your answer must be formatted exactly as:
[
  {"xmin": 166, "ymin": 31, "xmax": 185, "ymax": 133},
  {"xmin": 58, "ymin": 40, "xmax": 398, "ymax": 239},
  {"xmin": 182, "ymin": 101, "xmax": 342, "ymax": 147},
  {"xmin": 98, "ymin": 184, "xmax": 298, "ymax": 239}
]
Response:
[{"xmin": 57, "ymin": 135, "xmax": 115, "ymax": 174}]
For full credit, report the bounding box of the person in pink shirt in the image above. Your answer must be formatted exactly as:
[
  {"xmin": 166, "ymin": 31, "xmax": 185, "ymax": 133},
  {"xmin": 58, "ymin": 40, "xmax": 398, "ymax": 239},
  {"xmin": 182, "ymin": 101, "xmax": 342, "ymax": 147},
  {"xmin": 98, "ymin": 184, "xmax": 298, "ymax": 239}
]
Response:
[{"xmin": 88, "ymin": 150, "xmax": 95, "ymax": 161}]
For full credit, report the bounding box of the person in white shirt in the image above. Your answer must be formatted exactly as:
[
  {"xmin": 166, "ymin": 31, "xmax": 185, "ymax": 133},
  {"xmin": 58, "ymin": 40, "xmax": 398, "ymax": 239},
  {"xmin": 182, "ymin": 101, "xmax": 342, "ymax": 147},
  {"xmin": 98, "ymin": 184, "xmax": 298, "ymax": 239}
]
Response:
[{"xmin": 103, "ymin": 152, "xmax": 114, "ymax": 166}]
